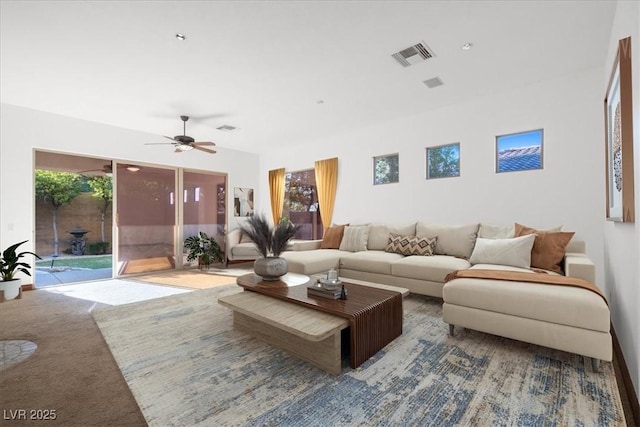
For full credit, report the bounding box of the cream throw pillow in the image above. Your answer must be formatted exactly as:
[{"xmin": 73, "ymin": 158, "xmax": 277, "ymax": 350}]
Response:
[
  {"xmin": 470, "ymin": 234, "xmax": 537, "ymax": 268},
  {"xmin": 416, "ymin": 222, "xmax": 479, "ymax": 259},
  {"xmin": 367, "ymin": 223, "xmax": 416, "ymax": 250},
  {"xmin": 478, "ymin": 223, "xmax": 515, "ymax": 239},
  {"xmin": 339, "ymin": 226, "xmax": 369, "ymax": 252}
]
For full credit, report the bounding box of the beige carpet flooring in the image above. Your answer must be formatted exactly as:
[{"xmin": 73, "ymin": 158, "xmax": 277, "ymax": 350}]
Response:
[{"xmin": 0, "ymin": 290, "xmax": 146, "ymax": 426}]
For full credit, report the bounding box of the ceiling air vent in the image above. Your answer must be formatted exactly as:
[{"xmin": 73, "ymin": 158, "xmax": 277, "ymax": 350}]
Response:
[
  {"xmin": 423, "ymin": 77, "xmax": 443, "ymax": 88},
  {"xmin": 392, "ymin": 41, "xmax": 435, "ymax": 67}
]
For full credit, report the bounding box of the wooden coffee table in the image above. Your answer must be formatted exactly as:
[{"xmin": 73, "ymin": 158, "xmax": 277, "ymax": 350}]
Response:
[{"xmin": 218, "ymin": 273, "xmax": 406, "ymax": 375}]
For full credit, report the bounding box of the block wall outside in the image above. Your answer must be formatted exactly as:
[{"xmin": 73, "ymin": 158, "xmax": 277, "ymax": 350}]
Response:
[{"xmin": 35, "ymin": 192, "xmax": 113, "ymax": 256}]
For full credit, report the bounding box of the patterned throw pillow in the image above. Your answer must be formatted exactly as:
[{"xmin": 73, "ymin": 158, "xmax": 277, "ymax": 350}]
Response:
[{"xmin": 385, "ymin": 233, "xmax": 437, "ymax": 256}]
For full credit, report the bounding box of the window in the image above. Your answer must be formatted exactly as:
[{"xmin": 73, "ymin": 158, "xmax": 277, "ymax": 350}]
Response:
[
  {"xmin": 373, "ymin": 154, "xmax": 399, "ymax": 185},
  {"xmin": 496, "ymin": 129, "xmax": 543, "ymax": 173},
  {"xmin": 283, "ymin": 169, "xmax": 323, "ymax": 239},
  {"xmin": 426, "ymin": 143, "xmax": 460, "ymax": 179}
]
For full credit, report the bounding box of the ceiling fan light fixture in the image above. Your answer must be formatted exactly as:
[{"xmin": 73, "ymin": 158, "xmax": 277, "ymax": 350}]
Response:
[{"xmin": 177, "ymin": 144, "xmax": 193, "ymax": 151}]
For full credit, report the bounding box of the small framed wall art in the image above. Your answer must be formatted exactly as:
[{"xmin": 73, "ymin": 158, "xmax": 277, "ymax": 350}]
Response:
[
  {"xmin": 426, "ymin": 143, "xmax": 460, "ymax": 179},
  {"xmin": 605, "ymin": 36, "xmax": 634, "ymax": 222},
  {"xmin": 495, "ymin": 129, "xmax": 543, "ymax": 173},
  {"xmin": 373, "ymin": 153, "xmax": 399, "ymax": 185},
  {"xmin": 234, "ymin": 187, "xmax": 254, "ymax": 217}
]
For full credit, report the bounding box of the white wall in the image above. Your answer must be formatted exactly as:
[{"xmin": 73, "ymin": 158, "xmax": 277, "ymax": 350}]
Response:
[
  {"xmin": 0, "ymin": 103, "xmax": 260, "ymax": 272},
  {"xmin": 603, "ymin": 0, "xmax": 640, "ymax": 401},
  {"xmin": 261, "ymin": 66, "xmax": 606, "ymax": 286}
]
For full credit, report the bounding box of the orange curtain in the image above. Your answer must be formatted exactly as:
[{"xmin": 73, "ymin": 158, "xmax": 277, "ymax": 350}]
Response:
[
  {"xmin": 314, "ymin": 157, "xmax": 338, "ymax": 229},
  {"xmin": 268, "ymin": 168, "xmax": 286, "ymax": 224}
]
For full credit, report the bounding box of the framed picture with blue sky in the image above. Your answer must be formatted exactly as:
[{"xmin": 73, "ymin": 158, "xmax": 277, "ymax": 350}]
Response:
[{"xmin": 495, "ymin": 129, "xmax": 543, "ymax": 173}]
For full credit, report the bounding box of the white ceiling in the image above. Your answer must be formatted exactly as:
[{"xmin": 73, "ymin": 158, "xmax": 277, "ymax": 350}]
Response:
[{"xmin": 0, "ymin": 1, "xmax": 616, "ymax": 155}]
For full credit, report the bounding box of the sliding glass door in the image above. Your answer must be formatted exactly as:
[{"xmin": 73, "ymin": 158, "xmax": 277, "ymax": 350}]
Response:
[
  {"xmin": 116, "ymin": 164, "xmax": 176, "ymax": 275},
  {"xmin": 182, "ymin": 170, "xmax": 227, "ymax": 266}
]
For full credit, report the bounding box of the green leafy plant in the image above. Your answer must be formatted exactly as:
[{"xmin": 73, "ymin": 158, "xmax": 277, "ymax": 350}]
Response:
[
  {"xmin": 1, "ymin": 240, "xmax": 42, "ymax": 281},
  {"xmin": 86, "ymin": 241, "xmax": 110, "ymax": 255},
  {"xmin": 184, "ymin": 232, "xmax": 223, "ymax": 266},
  {"xmin": 35, "ymin": 170, "xmax": 84, "ymax": 255},
  {"xmin": 240, "ymin": 213, "xmax": 300, "ymax": 258},
  {"xmin": 87, "ymin": 176, "xmax": 113, "ymax": 242}
]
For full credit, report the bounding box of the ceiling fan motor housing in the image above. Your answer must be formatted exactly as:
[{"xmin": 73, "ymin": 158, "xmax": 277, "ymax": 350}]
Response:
[{"xmin": 174, "ymin": 135, "xmax": 195, "ymax": 143}]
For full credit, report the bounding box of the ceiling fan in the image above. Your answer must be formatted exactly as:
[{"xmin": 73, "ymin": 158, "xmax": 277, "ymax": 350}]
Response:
[{"xmin": 145, "ymin": 115, "xmax": 217, "ymax": 154}]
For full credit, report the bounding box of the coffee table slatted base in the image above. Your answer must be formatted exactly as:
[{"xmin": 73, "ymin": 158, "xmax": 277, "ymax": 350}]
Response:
[{"xmin": 219, "ymin": 292, "xmax": 349, "ymax": 375}]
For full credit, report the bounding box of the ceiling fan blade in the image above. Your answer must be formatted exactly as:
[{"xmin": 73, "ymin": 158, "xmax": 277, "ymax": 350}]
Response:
[
  {"xmin": 194, "ymin": 146, "xmax": 217, "ymax": 154},
  {"xmin": 164, "ymin": 135, "xmax": 177, "ymax": 141},
  {"xmin": 193, "ymin": 141, "xmax": 215, "ymax": 146}
]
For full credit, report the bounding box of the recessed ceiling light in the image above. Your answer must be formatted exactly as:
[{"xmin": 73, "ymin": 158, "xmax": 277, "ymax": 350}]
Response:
[
  {"xmin": 126, "ymin": 165, "xmax": 141, "ymax": 172},
  {"xmin": 462, "ymin": 42, "xmax": 473, "ymax": 50},
  {"xmin": 175, "ymin": 33, "xmax": 186, "ymax": 41}
]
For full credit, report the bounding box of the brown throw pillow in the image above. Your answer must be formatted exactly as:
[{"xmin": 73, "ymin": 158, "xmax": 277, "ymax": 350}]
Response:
[
  {"xmin": 320, "ymin": 224, "xmax": 347, "ymax": 249},
  {"xmin": 514, "ymin": 223, "xmax": 574, "ymax": 274},
  {"xmin": 385, "ymin": 233, "xmax": 437, "ymax": 256}
]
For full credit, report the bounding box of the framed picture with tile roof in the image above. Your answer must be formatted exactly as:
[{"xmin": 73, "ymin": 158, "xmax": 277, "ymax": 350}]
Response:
[{"xmin": 495, "ymin": 129, "xmax": 543, "ymax": 173}]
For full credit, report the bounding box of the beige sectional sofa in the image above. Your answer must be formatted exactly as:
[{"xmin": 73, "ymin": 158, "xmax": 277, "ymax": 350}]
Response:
[{"xmin": 280, "ymin": 222, "xmax": 611, "ymax": 369}]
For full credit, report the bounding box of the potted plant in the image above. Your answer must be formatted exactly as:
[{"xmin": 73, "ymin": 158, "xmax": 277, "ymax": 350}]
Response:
[
  {"xmin": 1, "ymin": 240, "xmax": 41, "ymax": 301},
  {"xmin": 184, "ymin": 231, "xmax": 224, "ymax": 269},
  {"xmin": 240, "ymin": 213, "xmax": 299, "ymax": 280}
]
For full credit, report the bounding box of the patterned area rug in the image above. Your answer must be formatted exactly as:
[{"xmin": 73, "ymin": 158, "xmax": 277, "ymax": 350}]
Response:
[{"xmin": 93, "ymin": 286, "xmax": 625, "ymax": 426}]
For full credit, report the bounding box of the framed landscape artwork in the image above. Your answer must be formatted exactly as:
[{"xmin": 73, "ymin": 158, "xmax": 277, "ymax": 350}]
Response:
[
  {"xmin": 495, "ymin": 129, "xmax": 543, "ymax": 173},
  {"xmin": 426, "ymin": 143, "xmax": 460, "ymax": 179},
  {"xmin": 373, "ymin": 154, "xmax": 399, "ymax": 185},
  {"xmin": 234, "ymin": 187, "xmax": 254, "ymax": 217},
  {"xmin": 605, "ymin": 36, "xmax": 635, "ymax": 222}
]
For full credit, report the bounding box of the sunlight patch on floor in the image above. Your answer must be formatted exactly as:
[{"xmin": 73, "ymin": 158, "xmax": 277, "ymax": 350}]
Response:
[{"xmin": 41, "ymin": 279, "xmax": 191, "ymax": 306}]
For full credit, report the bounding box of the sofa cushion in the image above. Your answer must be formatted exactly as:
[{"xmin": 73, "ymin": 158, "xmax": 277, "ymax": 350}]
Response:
[
  {"xmin": 231, "ymin": 242, "xmax": 261, "ymax": 257},
  {"xmin": 385, "ymin": 234, "xmax": 437, "ymax": 256},
  {"xmin": 478, "ymin": 223, "xmax": 514, "ymax": 239},
  {"xmin": 281, "ymin": 249, "xmax": 347, "ymax": 275},
  {"xmin": 239, "ymin": 232, "xmax": 254, "ymax": 244},
  {"xmin": 515, "ymin": 223, "xmax": 574, "ymax": 274},
  {"xmin": 416, "ymin": 222, "xmax": 479, "ymax": 259},
  {"xmin": 339, "ymin": 225, "xmax": 369, "ymax": 252},
  {"xmin": 367, "ymin": 223, "xmax": 416, "ymax": 250},
  {"xmin": 392, "ymin": 255, "xmax": 471, "ymax": 283},
  {"xmin": 469, "ymin": 235, "xmax": 536, "ymax": 269},
  {"xmin": 339, "ymin": 251, "xmax": 405, "ymax": 275},
  {"xmin": 320, "ymin": 224, "xmax": 348, "ymax": 249},
  {"xmin": 443, "ymin": 271, "xmax": 609, "ymax": 332}
]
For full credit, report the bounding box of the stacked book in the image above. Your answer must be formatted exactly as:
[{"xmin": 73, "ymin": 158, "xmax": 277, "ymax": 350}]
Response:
[{"xmin": 307, "ymin": 282, "xmax": 342, "ymax": 299}]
